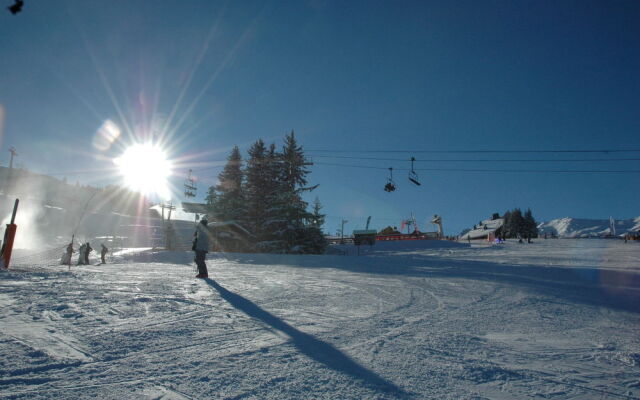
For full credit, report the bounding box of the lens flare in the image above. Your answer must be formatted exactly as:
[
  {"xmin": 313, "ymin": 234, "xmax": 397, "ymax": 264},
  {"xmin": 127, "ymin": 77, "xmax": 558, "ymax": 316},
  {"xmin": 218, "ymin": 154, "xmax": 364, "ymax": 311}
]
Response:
[
  {"xmin": 93, "ymin": 120, "xmax": 121, "ymax": 151},
  {"xmin": 114, "ymin": 143, "xmax": 173, "ymax": 200}
]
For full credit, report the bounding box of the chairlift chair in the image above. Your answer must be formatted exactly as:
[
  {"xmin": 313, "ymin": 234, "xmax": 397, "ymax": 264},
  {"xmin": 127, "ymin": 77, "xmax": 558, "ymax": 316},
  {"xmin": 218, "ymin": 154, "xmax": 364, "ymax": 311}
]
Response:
[
  {"xmin": 408, "ymin": 157, "xmax": 421, "ymax": 186},
  {"xmin": 384, "ymin": 167, "xmax": 396, "ymax": 192}
]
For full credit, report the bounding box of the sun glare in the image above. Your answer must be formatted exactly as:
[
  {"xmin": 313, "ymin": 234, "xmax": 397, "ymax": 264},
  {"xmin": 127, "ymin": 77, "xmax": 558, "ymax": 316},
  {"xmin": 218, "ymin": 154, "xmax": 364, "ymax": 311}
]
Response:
[{"xmin": 114, "ymin": 143, "xmax": 173, "ymax": 200}]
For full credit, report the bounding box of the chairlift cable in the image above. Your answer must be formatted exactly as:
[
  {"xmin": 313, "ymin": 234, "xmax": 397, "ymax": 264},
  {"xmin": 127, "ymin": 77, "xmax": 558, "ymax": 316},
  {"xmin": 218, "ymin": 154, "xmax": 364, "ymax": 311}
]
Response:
[
  {"xmin": 307, "ymin": 155, "xmax": 640, "ymax": 162},
  {"xmin": 314, "ymin": 161, "xmax": 640, "ymax": 173},
  {"xmin": 307, "ymin": 148, "xmax": 640, "ymax": 154}
]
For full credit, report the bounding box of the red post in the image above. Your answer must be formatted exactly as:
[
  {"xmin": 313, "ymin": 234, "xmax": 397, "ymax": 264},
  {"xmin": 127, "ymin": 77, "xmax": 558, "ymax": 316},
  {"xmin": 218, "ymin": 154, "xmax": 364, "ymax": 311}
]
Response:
[{"xmin": 1, "ymin": 199, "xmax": 19, "ymax": 269}]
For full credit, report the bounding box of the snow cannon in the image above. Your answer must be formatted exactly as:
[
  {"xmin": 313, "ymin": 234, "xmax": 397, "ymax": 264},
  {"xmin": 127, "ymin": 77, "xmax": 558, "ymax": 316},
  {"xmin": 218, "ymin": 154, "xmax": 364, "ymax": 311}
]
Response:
[{"xmin": 1, "ymin": 199, "xmax": 19, "ymax": 269}]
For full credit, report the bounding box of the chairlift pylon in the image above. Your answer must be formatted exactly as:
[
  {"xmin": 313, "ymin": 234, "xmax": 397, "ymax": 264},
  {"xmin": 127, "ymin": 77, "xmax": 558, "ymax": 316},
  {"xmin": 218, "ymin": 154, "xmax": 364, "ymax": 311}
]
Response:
[
  {"xmin": 384, "ymin": 167, "xmax": 396, "ymax": 192},
  {"xmin": 408, "ymin": 157, "xmax": 421, "ymax": 186}
]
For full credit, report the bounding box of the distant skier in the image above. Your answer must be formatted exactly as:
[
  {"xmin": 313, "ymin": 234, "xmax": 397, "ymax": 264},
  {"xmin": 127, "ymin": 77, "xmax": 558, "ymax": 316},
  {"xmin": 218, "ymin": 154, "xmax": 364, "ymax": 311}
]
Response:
[
  {"xmin": 84, "ymin": 242, "xmax": 93, "ymax": 265},
  {"xmin": 100, "ymin": 244, "xmax": 108, "ymax": 264},
  {"xmin": 77, "ymin": 243, "xmax": 86, "ymax": 265},
  {"xmin": 193, "ymin": 218, "xmax": 210, "ymax": 279}
]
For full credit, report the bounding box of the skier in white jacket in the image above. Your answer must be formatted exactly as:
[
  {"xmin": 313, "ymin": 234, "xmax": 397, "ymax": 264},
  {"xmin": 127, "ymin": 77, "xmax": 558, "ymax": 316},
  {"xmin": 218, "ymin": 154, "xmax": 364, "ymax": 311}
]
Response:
[{"xmin": 193, "ymin": 218, "xmax": 210, "ymax": 278}]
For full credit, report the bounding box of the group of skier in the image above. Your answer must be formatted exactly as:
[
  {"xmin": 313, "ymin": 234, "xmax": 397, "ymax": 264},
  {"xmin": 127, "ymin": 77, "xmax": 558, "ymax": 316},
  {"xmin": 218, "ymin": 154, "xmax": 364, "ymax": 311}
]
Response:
[
  {"xmin": 61, "ymin": 241, "xmax": 108, "ymax": 266},
  {"xmin": 57, "ymin": 218, "xmax": 210, "ymax": 277}
]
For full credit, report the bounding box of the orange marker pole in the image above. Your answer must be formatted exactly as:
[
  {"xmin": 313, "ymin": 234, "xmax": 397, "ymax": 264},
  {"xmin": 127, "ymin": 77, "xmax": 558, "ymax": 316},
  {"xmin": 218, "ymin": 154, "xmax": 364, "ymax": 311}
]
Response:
[{"xmin": 2, "ymin": 199, "xmax": 19, "ymax": 269}]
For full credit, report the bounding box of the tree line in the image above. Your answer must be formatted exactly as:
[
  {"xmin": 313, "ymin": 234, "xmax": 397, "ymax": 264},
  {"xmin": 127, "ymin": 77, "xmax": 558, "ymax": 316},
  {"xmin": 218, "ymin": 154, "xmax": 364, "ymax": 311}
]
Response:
[
  {"xmin": 501, "ymin": 208, "xmax": 538, "ymax": 239},
  {"xmin": 205, "ymin": 131, "xmax": 327, "ymax": 254}
]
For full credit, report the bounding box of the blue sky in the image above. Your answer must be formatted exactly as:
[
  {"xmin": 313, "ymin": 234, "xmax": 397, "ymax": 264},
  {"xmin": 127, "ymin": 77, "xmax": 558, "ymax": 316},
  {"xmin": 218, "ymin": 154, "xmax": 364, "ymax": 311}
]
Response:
[{"xmin": 0, "ymin": 0, "xmax": 638, "ymax": 235}]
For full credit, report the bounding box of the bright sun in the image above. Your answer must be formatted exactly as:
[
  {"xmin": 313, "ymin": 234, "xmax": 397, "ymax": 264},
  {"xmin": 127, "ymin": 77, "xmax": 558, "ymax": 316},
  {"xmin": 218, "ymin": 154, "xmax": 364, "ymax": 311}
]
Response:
[{"xmin": 114, "ymin": 143, "xmax": 173, "ymax": 200}]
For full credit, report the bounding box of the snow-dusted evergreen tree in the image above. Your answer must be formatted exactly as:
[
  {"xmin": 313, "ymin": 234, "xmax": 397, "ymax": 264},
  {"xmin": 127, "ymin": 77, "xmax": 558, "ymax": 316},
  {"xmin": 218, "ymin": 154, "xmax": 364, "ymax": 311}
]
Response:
[
  {"xmin": 244, "ymin": 140, "xmax": 269, "ymax": 243},
  {"xmin": 506, "ymin": 209, "xmax": 524, "ymax": 238},
  {"xmin": 213, "ymin": 146, "xmax": 245, "ymax": 223},
  {"xmin": 293, "ymin": 225, "xmax": 327, "ymax": 254},
  {"xmin": 513, "ymin": 208, "xmax": 525, "ymax": 238},
  {"xmin": 524, "ymin": 208, "xmax": 538, "ymax": 238},
  {"xmin": 503, "ymin": 210, "xmax": 513, "ymax": 238},
  {"xmin": 204, "ymin": 186, "xmax": 217, "ymax": 217},
  {"xmin": 257, "ymin": 143, "xmax": 289, "ymax": 253},
  {"xmin": 502, "ymin": 208, "xmax": 537, "ymax": 239},
  {"xmin": 287, "ymin": 196, "xmax": 327, "ymax": 254},
  {"xmin": 208, "ymin": 132, "xmax": 326, "ymax": 254},
  {"xmin": 279, "ymin": 131, "xmax": 324, "ymax": 253},
  {"xmin": 281, "ymin": 131, "xmax": 311, "ymax": 190},
  {"xmin": 205, "ymin": 186, "xmax": 217, "ymax": 205},
  {"xmin": 310, "ymin": 197, "xmax": 325, "ymax": 229}
]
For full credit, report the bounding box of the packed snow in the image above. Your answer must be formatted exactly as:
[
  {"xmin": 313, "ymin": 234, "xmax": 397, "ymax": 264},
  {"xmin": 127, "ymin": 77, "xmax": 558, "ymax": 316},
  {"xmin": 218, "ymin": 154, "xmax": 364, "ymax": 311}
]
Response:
[{"xmin": 1, "ymin": 239, "xmax": 639, "ymax": 399}]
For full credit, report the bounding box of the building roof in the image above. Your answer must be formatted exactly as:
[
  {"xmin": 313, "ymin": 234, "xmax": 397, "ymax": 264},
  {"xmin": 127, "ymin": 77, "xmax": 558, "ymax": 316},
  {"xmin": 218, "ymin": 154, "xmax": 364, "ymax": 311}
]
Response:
[
  {"xmin": 181, "ymin": 202, "xmax": 209, "ymax": 215},
  {"xmin": 460, "ymin": 218, "xmax": 504, "ymax": 240}
]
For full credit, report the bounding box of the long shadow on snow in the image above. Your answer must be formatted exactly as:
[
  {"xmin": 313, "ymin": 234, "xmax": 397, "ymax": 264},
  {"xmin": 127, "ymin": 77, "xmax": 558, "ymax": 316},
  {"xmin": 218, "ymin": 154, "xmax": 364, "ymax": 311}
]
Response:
[
  {"xmin": 204, "ymin": 278, "xmax": 410, "ymax": 397},
  {"xmin": 216, "ymin": 253, "xmax": 640, "ymax": 314}
]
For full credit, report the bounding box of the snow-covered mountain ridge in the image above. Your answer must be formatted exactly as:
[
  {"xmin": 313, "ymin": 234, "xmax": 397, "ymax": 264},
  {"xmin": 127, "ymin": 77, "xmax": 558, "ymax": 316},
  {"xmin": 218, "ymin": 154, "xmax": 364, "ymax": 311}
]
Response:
[{"xmin": 538, "ymin": 216, "xmax": 640, "ymax": 238}]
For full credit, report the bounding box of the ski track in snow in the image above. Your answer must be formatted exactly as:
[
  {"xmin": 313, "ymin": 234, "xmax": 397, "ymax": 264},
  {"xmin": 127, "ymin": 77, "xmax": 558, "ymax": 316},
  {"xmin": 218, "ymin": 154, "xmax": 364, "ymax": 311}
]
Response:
[{"xmin": 1, "ymin": 239, "xmax": 639, "ymax": 399}]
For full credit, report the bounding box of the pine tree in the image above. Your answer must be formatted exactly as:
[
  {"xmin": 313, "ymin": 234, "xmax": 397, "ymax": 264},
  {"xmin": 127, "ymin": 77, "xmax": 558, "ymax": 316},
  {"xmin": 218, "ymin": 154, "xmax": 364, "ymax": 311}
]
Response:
[
  {"xmin": 502, "ymin": 211, "xmax": 512, "ymax": 238},
  {"xmin": 310, "ymin": 197, "xmax": 325, "ymax": 229},
  {"xmin": 258, "ymin": 143, "xmax": 289, "ymax": 253},
  {"xmin": 216, "ymin": 132, "xmax": 325, "ymax": 254},
  {"xmin": 280, "ymin": 131, "xmax": 319, "ymax": 252},
  {"xmin": 214, "ymin": 146, "xmax": 245, "ymax": 223},
  {"xmin": 205, "ymin": 186, "xmax": 217, "ymax": 204},
  {"xmin": 282, "ymin": 131, "xmax": 310, "ymax": 191},
  {"xmin": 204, "ymin": 186, "xmax": 217, "ymax": 217},
  {"xmin": 296, "ymin": 226, "xmax": 328, "ymax": 254},
  {"xmin": 511, "ymin": 208, "xmax": 524, "ymax": 238},
  {"xmin": 524, "ymin": 208, "xmax": 538, "ymax": 238},
  {"xmin": 244, "ymin": 140, "xmax": 269, "ymax": 242}
]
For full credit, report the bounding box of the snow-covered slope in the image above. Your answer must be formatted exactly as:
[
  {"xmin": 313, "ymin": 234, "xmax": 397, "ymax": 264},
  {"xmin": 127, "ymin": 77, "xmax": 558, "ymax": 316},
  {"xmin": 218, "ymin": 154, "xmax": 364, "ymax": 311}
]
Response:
[
  {"xmin": 538, "ymin": 217, "xmax": 640, "ymax": 238},
  {"xmin": 1, "ymin": 239, "xmax": 639, "ymax": 399}
]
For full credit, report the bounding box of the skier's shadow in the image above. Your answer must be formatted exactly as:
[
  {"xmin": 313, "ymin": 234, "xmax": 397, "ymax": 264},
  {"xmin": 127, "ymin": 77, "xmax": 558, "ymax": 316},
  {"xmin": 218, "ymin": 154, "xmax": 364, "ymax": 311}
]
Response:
[{"xmin": 204, "ymin": 278, "xmax": 408, "ymax": 396}]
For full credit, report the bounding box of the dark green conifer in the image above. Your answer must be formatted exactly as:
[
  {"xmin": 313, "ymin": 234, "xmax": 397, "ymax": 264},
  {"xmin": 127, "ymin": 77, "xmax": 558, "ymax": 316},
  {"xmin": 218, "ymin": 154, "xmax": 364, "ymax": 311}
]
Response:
[{"xmin": 214, "ymin": 146, "xmax": 245, "ymax": 223}]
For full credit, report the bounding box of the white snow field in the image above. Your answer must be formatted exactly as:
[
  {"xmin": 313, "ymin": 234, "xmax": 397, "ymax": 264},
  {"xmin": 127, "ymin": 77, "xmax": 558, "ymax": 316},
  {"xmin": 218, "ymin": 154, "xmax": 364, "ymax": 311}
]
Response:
[{"xmin": 1, "ymin": 239, "xmax": 639, "ymax": 399}]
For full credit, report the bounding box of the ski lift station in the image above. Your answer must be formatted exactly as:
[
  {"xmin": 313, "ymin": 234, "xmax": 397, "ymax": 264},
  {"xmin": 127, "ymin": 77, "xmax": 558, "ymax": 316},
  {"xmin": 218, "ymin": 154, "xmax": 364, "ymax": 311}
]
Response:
[{"xmin": 349, "ymin": 214, "xmax": 446, "ymax": 246}]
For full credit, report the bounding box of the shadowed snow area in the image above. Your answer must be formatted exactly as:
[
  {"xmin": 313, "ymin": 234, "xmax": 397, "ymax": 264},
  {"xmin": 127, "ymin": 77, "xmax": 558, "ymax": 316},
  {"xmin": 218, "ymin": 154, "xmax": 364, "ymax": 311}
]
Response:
[{"xmin": 1, "ymin": 239, "xmax": 639, "ymax": 399}]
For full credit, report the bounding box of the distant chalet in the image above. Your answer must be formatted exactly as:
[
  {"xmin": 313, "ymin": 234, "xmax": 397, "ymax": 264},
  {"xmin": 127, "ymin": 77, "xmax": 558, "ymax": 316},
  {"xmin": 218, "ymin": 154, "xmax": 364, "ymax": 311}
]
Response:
[{"xmin": 460, "ymin": 215, "xmax": 504, "ymax": 241}]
